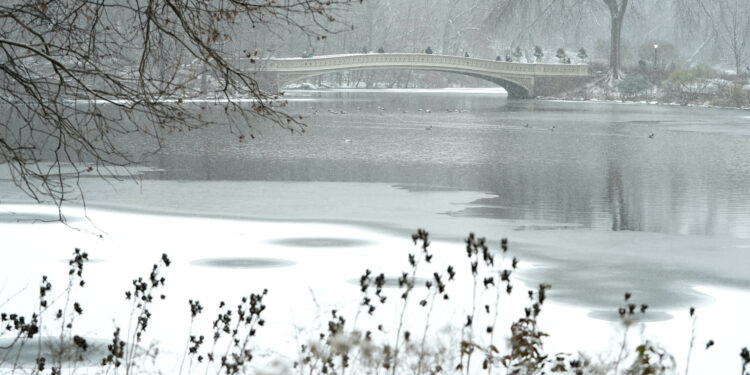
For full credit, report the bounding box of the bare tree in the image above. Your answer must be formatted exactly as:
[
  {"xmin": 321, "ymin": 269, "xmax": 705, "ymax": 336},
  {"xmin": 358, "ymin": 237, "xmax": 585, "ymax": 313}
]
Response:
[
  {"xmin": 0, "ymin": 0, "xmax": 358, "ymax": 211},
  {"xmin": 716, "ymin": 0, "xmax": 750, "ymax": 76},
  {"xmin": 488, "ymin": 0, "xmax": 632, "ymax": 84},
  {"xmin": 680, "ymin": 0, "xmax": 750, "ymax": 76},
  {"xmin": 440, "ymin": 0, "xmax": 482, "ymax": 55},
  {"xmin": 673, "ymin": 0, "xmax": 714, "ymax": 63}
]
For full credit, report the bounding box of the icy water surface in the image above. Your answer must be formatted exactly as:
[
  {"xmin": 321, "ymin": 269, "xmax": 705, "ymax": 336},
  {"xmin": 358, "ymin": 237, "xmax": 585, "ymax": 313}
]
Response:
[
  {"xmin": 131, "ymin": 88, "xmax": 750, "ymax": 309},
  {"xmin": 3, "ymin": 88, "xmax": 750, "ymax": 373}
]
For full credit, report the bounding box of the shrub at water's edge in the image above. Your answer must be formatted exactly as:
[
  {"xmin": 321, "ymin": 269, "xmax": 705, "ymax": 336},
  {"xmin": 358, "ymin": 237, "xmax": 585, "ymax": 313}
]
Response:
[{"xmin": 557, "ymin": 64, "xmax": 749, "ymax": 108}]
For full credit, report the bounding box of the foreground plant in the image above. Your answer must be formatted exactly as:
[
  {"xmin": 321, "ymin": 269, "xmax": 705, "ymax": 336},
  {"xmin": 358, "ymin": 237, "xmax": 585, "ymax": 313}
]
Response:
[
  {"xmin": 294, "ymin": 230, "xmax": 569, "ymax": 375},
  {"xmin": 0, "ymin": 248, "xmax": 90, "ymax": 373},
  {"xmin": 2, "ymin": 232, "xmax": 749, "ymax": 375}
]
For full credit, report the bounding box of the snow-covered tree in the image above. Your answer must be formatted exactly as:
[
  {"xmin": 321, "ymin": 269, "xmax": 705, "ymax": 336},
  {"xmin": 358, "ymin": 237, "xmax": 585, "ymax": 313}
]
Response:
[
  {"xmin": 577, "ymin": 48, "xmax": 588, "ymax": 63},
  {"xmin": 556, "ymin": 48, "xmax": 567, "ymax": 62},
  {"xmin": 534, "ymin": 46, "xmax": 544, "ymax": 62}
]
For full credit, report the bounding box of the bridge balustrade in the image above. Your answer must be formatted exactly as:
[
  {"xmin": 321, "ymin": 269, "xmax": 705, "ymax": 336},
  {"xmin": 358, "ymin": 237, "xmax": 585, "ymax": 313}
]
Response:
[{"xmin": 264, "ymin": 55, "xmax": 588, "ymax": 75}]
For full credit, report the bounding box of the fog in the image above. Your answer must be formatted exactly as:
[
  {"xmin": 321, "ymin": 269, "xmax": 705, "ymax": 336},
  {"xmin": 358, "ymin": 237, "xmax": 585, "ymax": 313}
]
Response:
[{"xmin": 233, "ymin": 0, "xmax": 748, "ymax": 76}]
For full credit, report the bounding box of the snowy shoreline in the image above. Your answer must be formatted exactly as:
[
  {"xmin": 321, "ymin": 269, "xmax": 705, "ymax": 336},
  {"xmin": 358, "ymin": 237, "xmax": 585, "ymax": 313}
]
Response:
[
  {"xmin": 538, "ymin": 94, "xmax": 750, "ymax": 111},
  {"xmin": 2, "ymin": 200, "xmax": 749, "ymax": 374}
]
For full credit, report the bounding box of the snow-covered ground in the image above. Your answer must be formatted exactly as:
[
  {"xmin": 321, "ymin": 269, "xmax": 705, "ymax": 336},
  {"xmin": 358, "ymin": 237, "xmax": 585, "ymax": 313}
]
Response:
[{"xmin": 2, "ymin": 180, "xmax": 749, "ymax": 374}]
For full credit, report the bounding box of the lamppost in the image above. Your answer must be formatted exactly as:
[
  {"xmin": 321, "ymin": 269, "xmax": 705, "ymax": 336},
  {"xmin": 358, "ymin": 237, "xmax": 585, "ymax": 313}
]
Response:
[{"xmin": 653, "ymin": 44, "xmax": 659, "ymax": 72}]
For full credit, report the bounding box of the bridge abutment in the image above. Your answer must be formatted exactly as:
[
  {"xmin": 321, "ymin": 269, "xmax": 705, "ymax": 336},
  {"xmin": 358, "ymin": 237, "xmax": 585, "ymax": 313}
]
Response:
[
  {"xmin": 533, "ymin": 76, "xmax": 596, "ymax": 98},
  {"xmin": 506, "ymin": 85, "xmax": 533, "ymax": 99}
]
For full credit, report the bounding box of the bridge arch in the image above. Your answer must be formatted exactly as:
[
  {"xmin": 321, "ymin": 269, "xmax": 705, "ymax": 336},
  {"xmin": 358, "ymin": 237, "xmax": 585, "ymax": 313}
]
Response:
[
  {"xmin": 277, "ymin": 67, "xmax": 532, "ymax": 98},
  {"xmin": 251, "ymin": 54, "xmax": 589, "ymax": 99}
]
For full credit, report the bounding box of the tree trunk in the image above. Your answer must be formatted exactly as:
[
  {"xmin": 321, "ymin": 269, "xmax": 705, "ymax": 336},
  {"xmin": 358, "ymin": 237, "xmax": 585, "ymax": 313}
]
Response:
[
  {"xmin": 200, "ymin": 63, "xmax": 208, "ymax": 94},
  {"xmin": 609, "ymin": 14, "xmax": 623, "ymax": 79},
  {"xmin": 602, "ymin": 0, "xmax": 629, "ymax": 85},
  {"xmin": 736, "ymin": 51, "xmax": 742, "ymax": 78},
  {"xmin": 441, "ymin": 19, "xmax": 452, "ymax": 54}
]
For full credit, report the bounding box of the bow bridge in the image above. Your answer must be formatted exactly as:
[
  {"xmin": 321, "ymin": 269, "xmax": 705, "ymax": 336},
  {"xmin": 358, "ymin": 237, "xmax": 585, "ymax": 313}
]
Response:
[{"xmin": 247, "ymin": 53, "xmax": 590, "ymax": 98}]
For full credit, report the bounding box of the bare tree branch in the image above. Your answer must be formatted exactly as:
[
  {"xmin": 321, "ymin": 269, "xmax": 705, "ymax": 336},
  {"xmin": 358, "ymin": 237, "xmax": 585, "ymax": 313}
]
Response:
[{"xmin": 0, "ymin": 0, "xmax": 361, "ymax": 215}]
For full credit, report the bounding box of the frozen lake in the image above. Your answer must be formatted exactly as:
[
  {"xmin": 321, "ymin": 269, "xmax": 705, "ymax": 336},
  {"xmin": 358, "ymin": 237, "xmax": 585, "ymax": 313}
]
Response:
[{"xmin": 2, "ymin": 88, "xmax": 750, "ymax": 373}]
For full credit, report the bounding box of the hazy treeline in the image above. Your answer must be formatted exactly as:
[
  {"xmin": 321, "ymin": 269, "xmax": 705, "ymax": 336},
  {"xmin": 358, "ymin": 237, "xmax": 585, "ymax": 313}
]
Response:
[{"xmin": 235, "ymin": 0, "xmax": 749, "ymax": 75}]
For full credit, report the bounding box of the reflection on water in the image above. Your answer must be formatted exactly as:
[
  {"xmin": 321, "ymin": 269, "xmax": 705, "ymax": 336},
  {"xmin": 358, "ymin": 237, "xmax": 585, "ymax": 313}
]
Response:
[
  {"xmin": 0, "ymin": 204, "xmax": 88, "ymax": 225},
  {"xmin": 0, "ymin": 212, "xmax": 79, "ymax": 224},
  {"xmin": 587, "ymin": 310, "xmax": 672, "ymax": 323},
  {"xmin": 191, "ymin": 257, "xmax": 295, "ymax": 269},
  {"xmin": 0, "ymin": 337, "xmax": 111, "ymax": 366},
  {"xmin": 270, "ymin": 237, "xmax": 372, "ymax": 248},
  {"xmin": 143, "ymin": 90, "xmax": 750, "ymax": 238}
]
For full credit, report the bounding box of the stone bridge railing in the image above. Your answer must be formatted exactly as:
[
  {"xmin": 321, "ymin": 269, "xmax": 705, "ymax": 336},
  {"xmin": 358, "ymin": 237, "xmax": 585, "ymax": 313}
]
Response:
[{"xmin": 259, "ymin": 53, "xmax": 588, "ymax": 77}]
